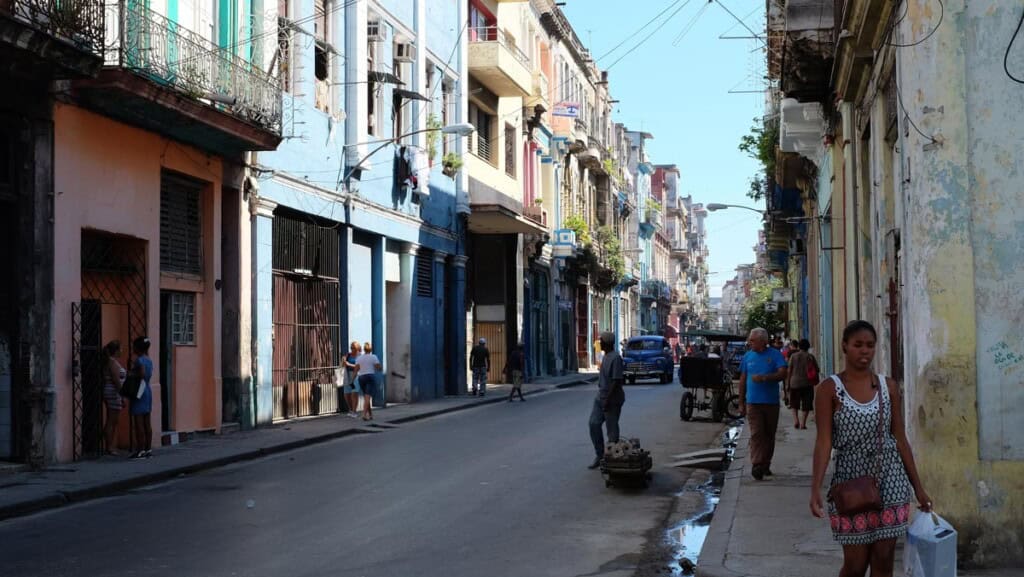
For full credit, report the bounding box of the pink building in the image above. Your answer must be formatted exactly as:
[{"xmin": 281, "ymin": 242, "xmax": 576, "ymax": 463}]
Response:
[{"xmin": 1, "ymin": 0, "xmax": 281, "ymax": 463}]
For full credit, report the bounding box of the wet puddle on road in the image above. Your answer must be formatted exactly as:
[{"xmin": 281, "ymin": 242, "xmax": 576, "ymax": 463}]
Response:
[
  {"xmin": 665, "ymin": 424, "xmax": 740, "ymax": 574},
  {"xmin": 666, "ymin": 474, "xmax": 722, "ymax": 574}
]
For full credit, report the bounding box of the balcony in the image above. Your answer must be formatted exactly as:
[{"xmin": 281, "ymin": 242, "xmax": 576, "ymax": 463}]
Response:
[
  {"xmin": 646, "ymin": 208, "xmax": 663, "ymax": 230},
  {"xmin": 524, "ymin": 204, "xmax": 548, "ymax": 228},
  {"xmin": 0, "ymin": 0, "xmax": 105, "ymax": 76},
  {"xmin": 671, "ymin": 243, "xmax": 689, "ymax": 261},
  {"xmin": 468, "ymin": 26, "xmax": 531, "ymax": 97},
  {"xmin": 527, "ymin": 69, "xmax": 549, "ymax": 111},
  {"xmin": 70, "ymin": 1, "xmax": 282, "ymax": 154}
]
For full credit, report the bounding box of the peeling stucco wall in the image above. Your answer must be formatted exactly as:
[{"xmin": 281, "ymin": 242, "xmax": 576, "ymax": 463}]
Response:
[{"xmin": 897, "ymin": 0, "xmax": 1024, "ymax": 566}]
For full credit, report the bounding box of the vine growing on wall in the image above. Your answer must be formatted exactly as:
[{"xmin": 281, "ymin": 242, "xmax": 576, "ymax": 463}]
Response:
[
  {"xmin": 562, "ymin": 213, "xmax": 592, "ymax": 246},
  {"xmin": 738, "ymin": 115, "xmax": 779, "ymax": 201}
]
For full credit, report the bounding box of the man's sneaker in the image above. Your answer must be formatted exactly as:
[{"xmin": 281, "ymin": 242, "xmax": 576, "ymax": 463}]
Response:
[
  {"xmin": 752, "ymin": 466, "xmax": 764, "ymax": 481},
  {"xmin": 764, "ymin": 469, "xmax": 774, "ymax": 477},
  {"xmin": 143, "ymin": 450, "xmax": 153, "ymax": 459},
  {"xmin": 130, "ymin": 451, "xmax": 145, "ymax": 460},
  {"xmin": 587, "ymin": 457, "xmax": 602, "ymax": 470}
]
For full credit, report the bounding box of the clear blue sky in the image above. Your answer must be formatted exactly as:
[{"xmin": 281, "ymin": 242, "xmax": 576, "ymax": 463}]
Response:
[{"xmin": 562, "ymin": 0, "xmax": 767, "ymax": 296}]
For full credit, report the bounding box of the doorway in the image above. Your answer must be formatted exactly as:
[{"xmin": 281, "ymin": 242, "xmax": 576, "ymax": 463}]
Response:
[
  {"xmin": 73, "ymin": 231, "xmax": 146, "ymax": 459},
  {"xmin": 474, "ymin": 322, "xmax": 506, "ymax": 384}
]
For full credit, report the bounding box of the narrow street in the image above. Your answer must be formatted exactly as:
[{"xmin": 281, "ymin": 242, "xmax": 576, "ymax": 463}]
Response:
[{"xmin": 0, "ymin": 382, "xmax": 726, "ymax": 577}]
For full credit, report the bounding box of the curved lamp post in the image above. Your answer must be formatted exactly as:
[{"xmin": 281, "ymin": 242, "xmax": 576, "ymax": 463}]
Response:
[
  {"xmin": 705, "ymin": 203, "xmax": 765, "ymax": 215},
  {"xmin": 341, "ymin": 122, "xmax": 476, "ymax": 187}
]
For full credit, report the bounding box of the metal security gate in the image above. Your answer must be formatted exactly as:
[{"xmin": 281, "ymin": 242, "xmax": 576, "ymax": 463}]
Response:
[
  {"xmin": 272, "ymin": 215, "xmax": 341, "ymax": 420},
  {"xmin": 72, "ymin": 232, "xmax": 147, "ymax": 460}
]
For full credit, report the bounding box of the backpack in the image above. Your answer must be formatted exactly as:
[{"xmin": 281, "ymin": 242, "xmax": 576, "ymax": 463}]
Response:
[{"xmin": 806, "ymin": 355, "xmax": 819, "ymax": 382}]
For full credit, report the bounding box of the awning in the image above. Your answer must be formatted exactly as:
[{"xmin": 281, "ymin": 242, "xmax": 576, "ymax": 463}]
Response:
[
  {"xmin": 369, "ymin": 70, "xmax": 404, "ymax": 85},
  {"xmin": 394, "ymin": 88, "xmax": 430, "ymax": 102},
  {"xmin": 468, "ymin": 205, "xmax": 548, "ymax": 235}
]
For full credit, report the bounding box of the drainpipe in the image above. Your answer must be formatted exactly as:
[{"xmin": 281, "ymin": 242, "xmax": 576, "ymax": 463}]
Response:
[{"xmin": 840, "ymin": 101, "xmax": 860, "ymax": 320}]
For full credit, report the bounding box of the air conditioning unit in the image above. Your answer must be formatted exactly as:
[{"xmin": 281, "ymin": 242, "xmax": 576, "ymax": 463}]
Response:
[
  {"xmin": 367, "ymin": 20, "xmax": 386, "ymax": 42},
  {"xmin": 789, "ymin": 239, "xmax": 806, "ymax": 255},
  {"xmin": 395, "ymin": 42, "xmax": 415, "ymax": 63}
]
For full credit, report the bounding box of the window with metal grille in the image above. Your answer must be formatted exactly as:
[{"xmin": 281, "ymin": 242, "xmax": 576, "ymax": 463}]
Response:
[
  {"xmin": 169, "ymin": 292, "xmax": 196, "ymax": 345},
  {"xmin": 504, "ymin": 123, "xmax": 516, "ymax": 177},
  {"xmin": 160, "ymin": 172, "xmax": 203, "ymax": 275},
  {"xmin": 416, "ymin": 252, "xmax": 433, "ymax": 297}
]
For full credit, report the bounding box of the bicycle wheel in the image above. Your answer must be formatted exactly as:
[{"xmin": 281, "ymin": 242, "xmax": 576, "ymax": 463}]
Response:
[
  {"xmin": 680, "ymin": 391, "xmax": 694, "ymax": 421},
  {"xmin": 725, "ymin": 394, "xmax": 742, "ymax": 420}
]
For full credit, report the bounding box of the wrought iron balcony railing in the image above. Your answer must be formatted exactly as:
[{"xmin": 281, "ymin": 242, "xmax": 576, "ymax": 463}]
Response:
[
  {"xmin": 103, "ymin": 1, "xmax": 281, "ymax": 133},
  {"xmin": 6, "ymin": 0, "xmax": 105, "ymax": 57}
]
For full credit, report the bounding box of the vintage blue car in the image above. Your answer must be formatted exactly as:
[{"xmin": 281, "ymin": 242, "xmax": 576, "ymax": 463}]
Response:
[{"xmin": 622, "ymin": 336, "xmax": 675, "ymax": 384}]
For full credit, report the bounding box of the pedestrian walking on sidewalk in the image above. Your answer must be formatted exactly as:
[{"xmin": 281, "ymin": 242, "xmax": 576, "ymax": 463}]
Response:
[
  {"xmin": 737, "ymin": 327, "xmax": 788, "ymax": 480},
  {"xmin": 470, "ymin": 338, "xmax": 490, "ymax": 396},
  {"xmin": 128, "ymin": 337, "xmax": 154, "ymax": 459},
  {"xmin": 785, "ymin": 338, "xmax": 818, "ymax": 429},
  {"xmin": 355, "ymin": 342, "xmax": 382, "ymax": 421},
  {"xmin": 810, "ymin": 320, "xmax": 932, "ymax": 577},
  {"xmin": 505, "ymin": 344, "xmax": 525, "ymax": 402},
  {"xmin": 343, "ymin": 341, "xmax": 362, "ymax": 417},
  {"xmin": 101, "ymin": 341, "xmax": 126, "ymax": 456},
  {"xmin": 588, "ymin": 332, "xmax": 624, "ymax": 470}
]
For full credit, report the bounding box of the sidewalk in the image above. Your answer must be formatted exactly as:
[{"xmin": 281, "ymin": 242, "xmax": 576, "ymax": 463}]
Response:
[
  {"xmin": 0, "ymin": 372, "xmax": 596, "ymax": 522},
  {"xmin": 698, "ymin": 420, "xmax": 1020, "ymax": 577}
]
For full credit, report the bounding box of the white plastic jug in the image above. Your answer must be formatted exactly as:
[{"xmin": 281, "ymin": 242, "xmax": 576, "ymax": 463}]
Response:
[{"xmin": 904, "ymin": 511, "xmax": 957, "ymax": 577}]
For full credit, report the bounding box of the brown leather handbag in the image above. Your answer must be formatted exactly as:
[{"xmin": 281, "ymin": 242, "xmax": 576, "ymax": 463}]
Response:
[{"xmin": 827, "ymin": 376, "xmax": 885, "ymax": 515}]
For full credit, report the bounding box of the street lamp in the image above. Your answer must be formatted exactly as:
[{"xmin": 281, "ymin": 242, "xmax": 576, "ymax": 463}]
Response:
[
  {"xmin": 705, "ymin": 203, "xmax": 765, "ymax": 215},
  {"xmin": 341, "ymin": 123, "xmax": 476, "ymax": 186}
]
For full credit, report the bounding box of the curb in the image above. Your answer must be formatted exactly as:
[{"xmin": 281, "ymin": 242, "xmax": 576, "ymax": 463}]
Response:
[
  {"xmin": 0, "ymin": 375, "xmax": 597, "ymax": 522},
  {"xmin": 696, "ymin": 426, "xmax": 750, "ymax": 577}
]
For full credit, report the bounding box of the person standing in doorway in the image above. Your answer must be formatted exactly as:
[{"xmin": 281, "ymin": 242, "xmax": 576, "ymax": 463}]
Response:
[
  {"xmin": 738, "ymin": 327, "xmax": 788, "ymax": 480},
  {"xmin": 784, "ymin": 339, "xmax": 818, "ymax": 429},
  {"xmin": 343, "ymin": 341, "xmax": 362, "ymax": 418},
  {"xmin": 101, "ymin": 341, "xmax": 126, "ymax": 456},
  {"xmin": 505, "ymin": 344, "xmax": 525, "ymax": 402},
  {"xmin": 594, "ymin": 337, "xmax": 604, "ymax": 365},
  {"xmin": 129, "ymin": 336, "xmax": 154, "ymax": 459},
  {"xmin": 356, "ymin": 342, "xmax": 382, "ymax": 421},
  {"xmin": 470, "ymin": 338, "xmax": 490, "ymax": 396},
  {"xmin": 587, "ymin": 332, "xmax": 625, "ymax": 469}
]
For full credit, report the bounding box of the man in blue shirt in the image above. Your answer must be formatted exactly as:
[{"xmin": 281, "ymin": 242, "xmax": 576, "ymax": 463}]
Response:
[{"xmin": 738, "ymin": 327, "xmax": 788, "ymax": 480}]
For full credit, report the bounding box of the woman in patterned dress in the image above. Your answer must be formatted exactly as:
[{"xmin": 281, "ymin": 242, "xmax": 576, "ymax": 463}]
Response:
[{"xmin": 810, "ymin": 321, "xmax": 932, "ymax": 577}]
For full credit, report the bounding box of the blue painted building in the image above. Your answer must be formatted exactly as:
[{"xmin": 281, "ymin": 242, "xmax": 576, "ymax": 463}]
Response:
[{"xmin": 245, "ymin": 0, "xmax": 467, "ymax": 426}]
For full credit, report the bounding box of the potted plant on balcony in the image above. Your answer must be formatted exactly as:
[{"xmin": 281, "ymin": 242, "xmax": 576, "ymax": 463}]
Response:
[
  {"xmin": 533, "ymin": 197, "xmax": 544, "ymax": 206},
  {"xmin": 442, "ymin": 152, "xmax": 463, "ymax": 178}
]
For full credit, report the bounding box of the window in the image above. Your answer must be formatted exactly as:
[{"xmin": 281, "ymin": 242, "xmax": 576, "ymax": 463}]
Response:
[
  {"xmin": 160, "ymin": 172, "xmax": 203, "ymax": 275},
  {"xmin": 504, "ymin": 123, "xmax": 516, "ymax": 177},
  {"xmin": 393, "ymin": 45, "xmax": 411, "ymax": 141},
  {"xmin": 416, "ymin": 251, "xmax": 433, "ymax": 297},
  {"xmin": 169, "ymin": 292, "xmax": 196, "ymax": 345},
  {"xmin": 468, "ymin": 102, "xmax": 493, "ymax": 163},
  {"xmin": 367, "ymin": 32, "xmax": 381, "ymax": 136},
  {"xmin": 314, "ymin": 0, "xmax": 331, "ymax": 113}
]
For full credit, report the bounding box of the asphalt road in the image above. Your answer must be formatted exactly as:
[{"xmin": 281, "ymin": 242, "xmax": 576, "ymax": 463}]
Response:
[{"xmin": 0, "ymin": 379, "xmax": 726, "ymax": 577}]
